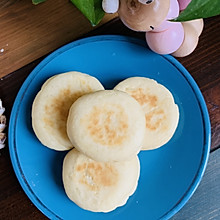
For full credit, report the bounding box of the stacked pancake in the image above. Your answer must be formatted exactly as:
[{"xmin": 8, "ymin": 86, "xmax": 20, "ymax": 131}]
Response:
[
  {"xmin": 63, "ymin": 149, "xmax": 140, "ymax": 212},
  {"xmin": 32, "ymin": 71, "xmax": 179, "ymax": 213},
  {"xmin": 66, "ymin": 90, "xmax": 146, "ymax": 162},
  {"xmin": 114, "ymin": 77, "xmax": 179, "ymax": 150},
  {"xmin": 32, "ymin": 71, "xmax": 104, "ymax": 151}
]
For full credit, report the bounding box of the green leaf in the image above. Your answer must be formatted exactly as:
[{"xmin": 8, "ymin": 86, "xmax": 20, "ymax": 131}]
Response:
[
  {"xmin": 32, "ymin": 0, "xmax": 46, "ymax": 5},
  {"xmin": 174, "ymin": 0, "xmax": 220, "ymax": 22},
  {"xmin": 70, "ymin": 0, "xmax": 105, "ymax": 26}
]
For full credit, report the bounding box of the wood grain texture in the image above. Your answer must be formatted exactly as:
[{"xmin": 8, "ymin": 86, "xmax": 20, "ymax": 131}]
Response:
[
  {"xmin": 203, "ymin": 83, "xmax": 220, "ymax": 151},
  {"xmin": 172, "ymin": 148, "xmax": 220, "ymax": 220},
  {"xmin": 0, "ymin": 0, "xmax": 116, "ymax": 78},
  {"xmin": 0, "ymin": 15, "xmax": 219, "ymax": 220}
]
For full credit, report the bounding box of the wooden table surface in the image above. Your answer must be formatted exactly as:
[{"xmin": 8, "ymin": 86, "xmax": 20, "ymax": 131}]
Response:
[{"xmin": 0, "ymin": 1, "xmax": 219, "ymax": 219}]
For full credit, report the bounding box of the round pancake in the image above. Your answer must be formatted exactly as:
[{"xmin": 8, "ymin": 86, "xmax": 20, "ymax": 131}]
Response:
[
  {"xmin": 67, "ymin": 90, "xmax": 146, "ymax": 162},
  {"xmin": 62, "ymin": 149, "xmax": 140, "ymax": 212},
  {"xmin": 32, "ymin": 71, "xmax": 104, "ymax": 151},
  {"xmin": 114, "ymin": 77, "xmax": 179, "ymax": 150}
]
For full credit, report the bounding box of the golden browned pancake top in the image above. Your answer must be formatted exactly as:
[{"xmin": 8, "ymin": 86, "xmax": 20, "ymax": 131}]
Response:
[
  {"xmin": 43, "ymin": 88, "xmax": 85, "ymax": 139},
  {"xmin": 75, "ymin": 161, "xmax": 119, "ymax": 191},
  {"xmin": 128, "ymin": 88, "xmax": 158, "ymax": 107},
  {"xmin": 81, "ymin": 104, "xmax": 129, "ymax": 146},
  {"xmin": 127, "ymin": 87, "xmax": 167, "ymax": 131}
]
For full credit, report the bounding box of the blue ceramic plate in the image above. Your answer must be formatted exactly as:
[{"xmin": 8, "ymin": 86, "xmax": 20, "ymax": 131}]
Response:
[{"xmin": 9, "ymin": 35, "xmax": 211, "ymax": 220}]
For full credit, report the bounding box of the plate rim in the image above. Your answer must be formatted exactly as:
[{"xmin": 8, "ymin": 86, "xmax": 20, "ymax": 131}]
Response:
[{"xmin": 8, "ymin": 35, "xmax": 211, "ymax": 220}]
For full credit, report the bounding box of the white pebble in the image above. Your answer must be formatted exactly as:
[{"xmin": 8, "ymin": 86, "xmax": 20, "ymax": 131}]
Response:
[
  {"xmin": 0, "ymin": 99, "xmax": 5, "ymax": 116},
  {"xmin": 0, "ymin": 48, "xmax": 4, "ymax": 53},
  {"xmin": 138, "ymin": 0, "xmax": 154, "ymax": 4},
  {"xmin": 102, "ymin": 0, "xmax": 119, "ymax": 13},
  {"xmin": 0, "ymin": 124, "xmax": 6, "ymax": 133},
  {"xmin": 0, "ymin": 108, "xmax": 5, "ymax": 116},
  {"xmin": 0, "ymin": 143, "xmax": 5, "ymax": 149}
]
